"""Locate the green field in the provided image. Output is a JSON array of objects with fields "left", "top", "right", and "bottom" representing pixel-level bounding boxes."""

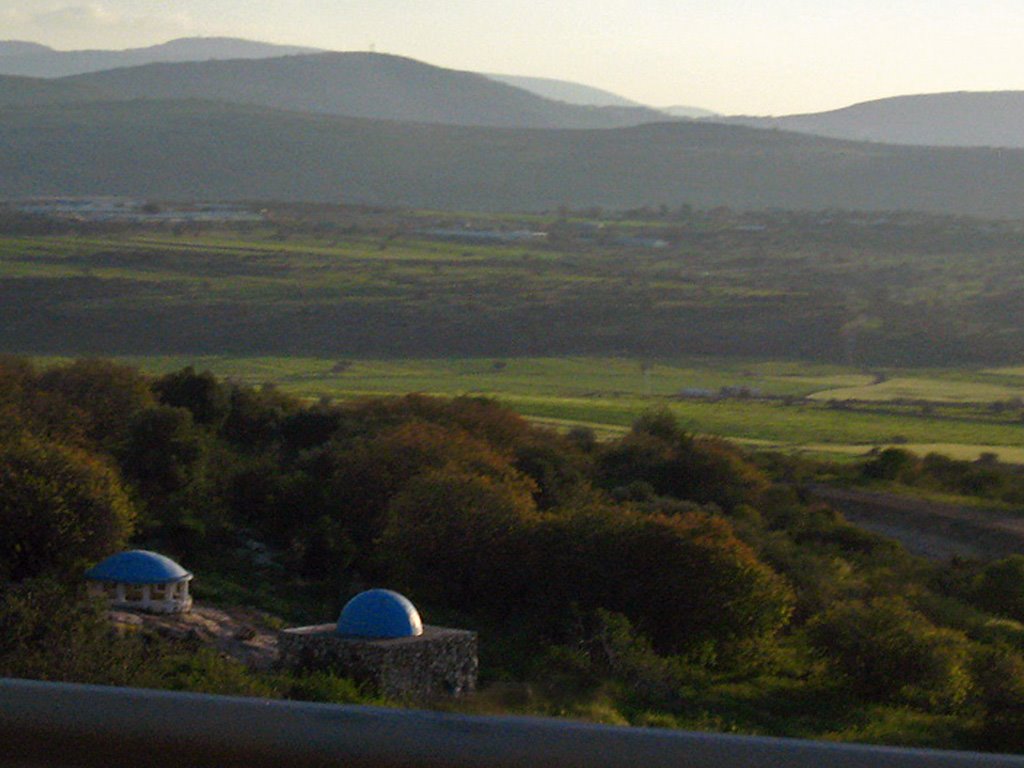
[
  {"left": 58, "top": 354, "right": 1023, "bottom": 463},
  {"left": 7, "top": 214, "right": 1024, "bottom": 463}
]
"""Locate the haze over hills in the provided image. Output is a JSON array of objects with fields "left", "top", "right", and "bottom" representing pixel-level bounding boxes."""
[
  {"left": 0, "top": 37, "right": 320, "bottom": 78},
  {"left": 484, "top": 73, "right": 646, "bottom": 108},
  {"left": 45, "top": 53, "right": 672, "bottom": 129},
  {"left": 6, "top": 98, "right": 1024, "bottom": 216},
  {"left": 6, "top": 36, "right": 1024, "bottom": 147},
  {"left": 0, "top": 37, "right": 719, "bottom": 120},
  {"left": 724, "top": 92, "right": 1024, "bottom": 148},
  {"left": 663, "top": 105, "right": 719, "bottom": 119}
]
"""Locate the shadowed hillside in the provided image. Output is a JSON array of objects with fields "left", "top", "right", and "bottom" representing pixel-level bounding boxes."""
[
  {"left": 6, "top": 99, "right": 1024, "bottom": 215},
  {"left": 0, "top": 75, "right": 106, "bottom": 106}
]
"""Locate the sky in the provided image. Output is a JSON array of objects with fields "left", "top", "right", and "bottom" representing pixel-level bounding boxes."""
[{"left": 4, "top": 0, "right": 1024, "bottom": 115}]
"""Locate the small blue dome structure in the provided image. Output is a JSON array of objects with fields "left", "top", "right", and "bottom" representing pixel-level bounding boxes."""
[
  {"left": 337, "top": 589, "right": 423, "bottom": 638},
  {"left": 86, "top": 550, "right": 191, "bottom": 584},
  {"left": 85, "top": 550, "right": 193, "bottom": 614}
]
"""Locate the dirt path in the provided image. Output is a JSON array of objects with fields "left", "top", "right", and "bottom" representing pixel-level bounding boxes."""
[
  {"left": 110, "top": 605, "right": 280, "bottom": 669},
  {"left": 808, "top": 484, "right": 1024, "bottom": 560}
]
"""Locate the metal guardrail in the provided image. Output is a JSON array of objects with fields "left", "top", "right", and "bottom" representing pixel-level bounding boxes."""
[{"left": 2, "top": 677, "right": 1023, "bottom": 768}]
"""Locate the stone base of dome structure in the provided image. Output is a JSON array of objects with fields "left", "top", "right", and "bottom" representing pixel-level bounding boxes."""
[
  {"left": 277, "top": 624, "right": 477, "bottom": 700},
  {"left": 88, "top": 580, "right": 193, "bottom": 614},
  {"left": 107, "top": 596, "right": 194, "bottom": 614}
]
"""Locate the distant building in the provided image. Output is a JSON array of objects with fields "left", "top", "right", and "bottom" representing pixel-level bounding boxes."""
[
  {"left": 418, "top": 227, "right": 547, "bottom": 244},
  {"left": 85, "top": 550, "right": 193, "bottom": 614},
  {"left": 278, "top": 589, "right": 477, "bottom": 700}
]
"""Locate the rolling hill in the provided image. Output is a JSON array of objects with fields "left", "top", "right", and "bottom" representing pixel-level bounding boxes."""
[
  {"left": 726, "top": 92, "right": 1024, "bottom": 148},
  {"left": 51, "top": 53, "right": 670, "bottom": 129},
  {"left": 6, "top": 99, "right": 1024, "bottom": 216}
]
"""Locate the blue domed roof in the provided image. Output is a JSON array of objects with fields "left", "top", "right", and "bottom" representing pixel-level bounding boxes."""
[
  {"left": 337, "top": 589, "right": 423, "bottom": 639},
  {"left": 85, "top": 550, "right": 191, "bottom": 585}
]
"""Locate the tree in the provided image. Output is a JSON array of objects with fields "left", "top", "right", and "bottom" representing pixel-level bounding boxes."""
[
  {"left": 36, "top": 359, "right": 155, "bottom": 448},
  {"left": 153, "top": 367, "right": 230, "bottom": 427},
  {"left": 0, "top": 435, "right": 135, "bottom": 582},
  {"left": 119, "top": 406, "right": 205, "bottom": 497},
  {"left": 379, "top": 467, "right": 539, "bottom": 607}
]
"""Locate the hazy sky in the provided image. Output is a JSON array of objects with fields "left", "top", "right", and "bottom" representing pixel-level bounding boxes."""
[{"left": 4, "top": 0, "right": 1024, "bottom": 114}]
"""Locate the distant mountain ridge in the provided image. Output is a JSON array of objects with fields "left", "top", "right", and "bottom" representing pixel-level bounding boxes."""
[
  {"left": 723, "top": 92, "right": 1024, "bottom": 148},
  {"left": 484, "top": 73, "right": 644, "bottom": 108},
  {"left": 36, "top": 52, "right": 673, "bottom": 129},
  {"left": 0, "top": 36, "right": 719, "bottom": 121},
  {"left": 0, "top": 37, "right": 320, "bottom": 78},
  {"left": 6, "top": 99, "right": 1024, "bottom": 216}
]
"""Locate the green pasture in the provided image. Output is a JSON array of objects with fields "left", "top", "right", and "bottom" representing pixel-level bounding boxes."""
[
  {"left": 808, "top": 376, "right": 1024, "bottom": 404},
  {"left": 58, "top": 354, "right": 1023, "bottom": 463}
]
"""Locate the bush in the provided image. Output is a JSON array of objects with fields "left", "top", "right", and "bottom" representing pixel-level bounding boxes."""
[
  {"left": 0, "top": 579, "right": 146, "bottom": 684},
  {"left": 972, "top": 555, "right": 1024, "bottom": 622},
  {"left": 599, "top": 412, "right": 768, "bottom": 512},
  {"left": 282, "top": 672, "right": 368, "bottom": 704},
  {"left": 529, "top": 503, "right": 794, "bottom": 655},
  {"left": 808, "top": 598, "right": 972, "bottom": 710},
  {"left": 969, "top": 644, "right": 1024, "bottom": 751},
  {"left": 862, "top": 448, "right": 918, "bottom": 482}
]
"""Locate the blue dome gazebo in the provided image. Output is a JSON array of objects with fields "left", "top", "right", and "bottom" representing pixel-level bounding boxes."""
[
  {"left": 336, "top": 589, "right": 423, "bottom": 638},
  {"left": 85, "top": 550, "right": 193, "bottom": 614}
]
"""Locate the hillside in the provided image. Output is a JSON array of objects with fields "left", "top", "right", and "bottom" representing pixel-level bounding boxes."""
[
  {"left": 0, "top": 37, "right": 320, "bottom": 78},
  {"left": 484, "top": 73, "right": 645, "bottom": 107},
  {"left": 727, "top": 91, "right": 1024, "bottom": 148},
  {"left": 7, "top": 99, "right": 1024, "bottom": 216},
  {"left": 52, "top": 53, "right": 669, "bottom": 129},
  {"left": 0, "top": 75, "right": 106, "bottom": 107}
]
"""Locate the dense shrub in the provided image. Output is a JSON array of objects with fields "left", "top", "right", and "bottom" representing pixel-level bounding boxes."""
[
  {"left": 530, "top": 503, "right": 793, "bottom": 655},
  {"left": 862, "top": 448, "right": 918, "bottom": 482},
  {"left": 972, "top": 556, "right": 1024, "bottom": 622},
  {"left": 0, "top": 579, "right": 146, "bottom": 684},
  {"left": 970, "top": 644, "right": 1024, "bottom": 750},
  {"left": 808, "top": 597, "right": 972, "bottom": 710},
  {"left": 599, "top": 411, "right": 768, "bottom": 512}
]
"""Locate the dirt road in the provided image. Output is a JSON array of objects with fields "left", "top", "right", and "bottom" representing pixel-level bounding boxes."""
[{"left": 809, "top": 484, "right": 1024, "bottom": 560}]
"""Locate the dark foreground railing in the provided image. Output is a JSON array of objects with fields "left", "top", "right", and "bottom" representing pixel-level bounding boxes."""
[{"left": 2, "top": 677, "right": 1023, "bottom": 768}]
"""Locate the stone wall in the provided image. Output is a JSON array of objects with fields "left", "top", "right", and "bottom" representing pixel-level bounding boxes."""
[{"left": 277, "top": 624, "right": 477, "bottom": 700}]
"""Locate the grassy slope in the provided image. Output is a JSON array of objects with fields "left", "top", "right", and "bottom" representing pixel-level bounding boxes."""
[
  {"left": 6, "top": 99, "right": 1024, "bottom": 215},
  {"left": 2, "top": 226, "right": 1022, "bottom": 364}
]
